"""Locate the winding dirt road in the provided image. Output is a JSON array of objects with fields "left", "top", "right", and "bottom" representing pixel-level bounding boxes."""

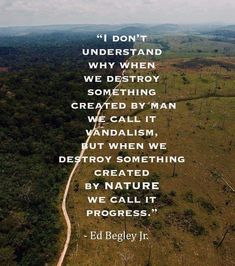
[{"left": 56, "top": 67, "right": 126, "bottom": 266}]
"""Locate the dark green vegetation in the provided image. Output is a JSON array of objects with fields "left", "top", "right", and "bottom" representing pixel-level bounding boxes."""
[
  {"left": 0, "top": 32, "right": 131, "bottom": 265},
  {"left": 174, "top": 58, "right": 235, "bottom": 70}
]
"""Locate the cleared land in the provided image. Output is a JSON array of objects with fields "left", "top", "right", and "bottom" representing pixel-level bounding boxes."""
[{"left": 65, "top": 37, "right": 235, "bottom": 266}]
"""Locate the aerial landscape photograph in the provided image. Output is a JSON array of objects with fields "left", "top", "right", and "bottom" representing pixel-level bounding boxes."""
[{"left": 0, "top": 1, "right": 234, "bottom": 265}]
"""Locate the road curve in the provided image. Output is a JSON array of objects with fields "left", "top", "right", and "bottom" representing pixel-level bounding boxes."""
[{"left": 56, "top": 67, "right": 127, "bottom": 266}]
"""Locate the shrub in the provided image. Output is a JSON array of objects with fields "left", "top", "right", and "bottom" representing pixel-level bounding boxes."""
[
  {"left": 118, "top": 150, "right": 129, "bottom": 158},
  {"left": 169, "top": 190, "right": 176, "bottom": 197},
  {"left": 151, "top": 220, "right": 162, "bottom": 230},
  {"left": 198, "top": 198, "right": 215, "bottom": 214},
  {"left": 189, "top": 222, "right": 206, "bottom": 236},
  {"left": 183, "top": 209, "right": 195, "bottom": 217},
  {"left": 184, "top": 191, "right": 194, "bottom": 203}
]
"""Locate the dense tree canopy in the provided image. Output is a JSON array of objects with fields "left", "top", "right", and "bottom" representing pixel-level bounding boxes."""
[{"left": 0, "top": 32, "right": 131, "bottom": 265}]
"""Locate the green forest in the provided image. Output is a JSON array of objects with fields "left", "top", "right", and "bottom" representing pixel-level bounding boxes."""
[{"left": 0, "top": 32, "right": 130, "bottom": 265}]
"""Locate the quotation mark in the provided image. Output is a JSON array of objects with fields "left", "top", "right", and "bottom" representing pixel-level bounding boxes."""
[
  {"left": 97, "top": 34, "right": 107, "bottom": 42},
  {"left": 148, "top": 209, "right": 158, "bottom": 216}
]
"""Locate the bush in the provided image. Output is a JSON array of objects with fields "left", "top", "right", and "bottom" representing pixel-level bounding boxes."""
[
  {"left": 169, "top": 190, "right": 176, "bottom": 197},
  {"left": 151, "top": 220, "right": 162, "bottom": 230},
  {"left": 118, "top": 150, "right": 129, "bottom": 158},
  {"left": 189, "top": 222, "right": 206, "bottom": 236},
  {"left": 198, "top": 198, "right": 215, "bottom": 214},
  {"left": 183, "top": 209, "right": 195, "bottom": 217},
  {"left": 184, "top": 191, "right": 194, "bottom": 203}
]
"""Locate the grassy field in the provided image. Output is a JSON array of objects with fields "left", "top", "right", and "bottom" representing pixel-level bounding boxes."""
[{"left": 64, "top": 36, "right": 235, "bottom": 266}]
